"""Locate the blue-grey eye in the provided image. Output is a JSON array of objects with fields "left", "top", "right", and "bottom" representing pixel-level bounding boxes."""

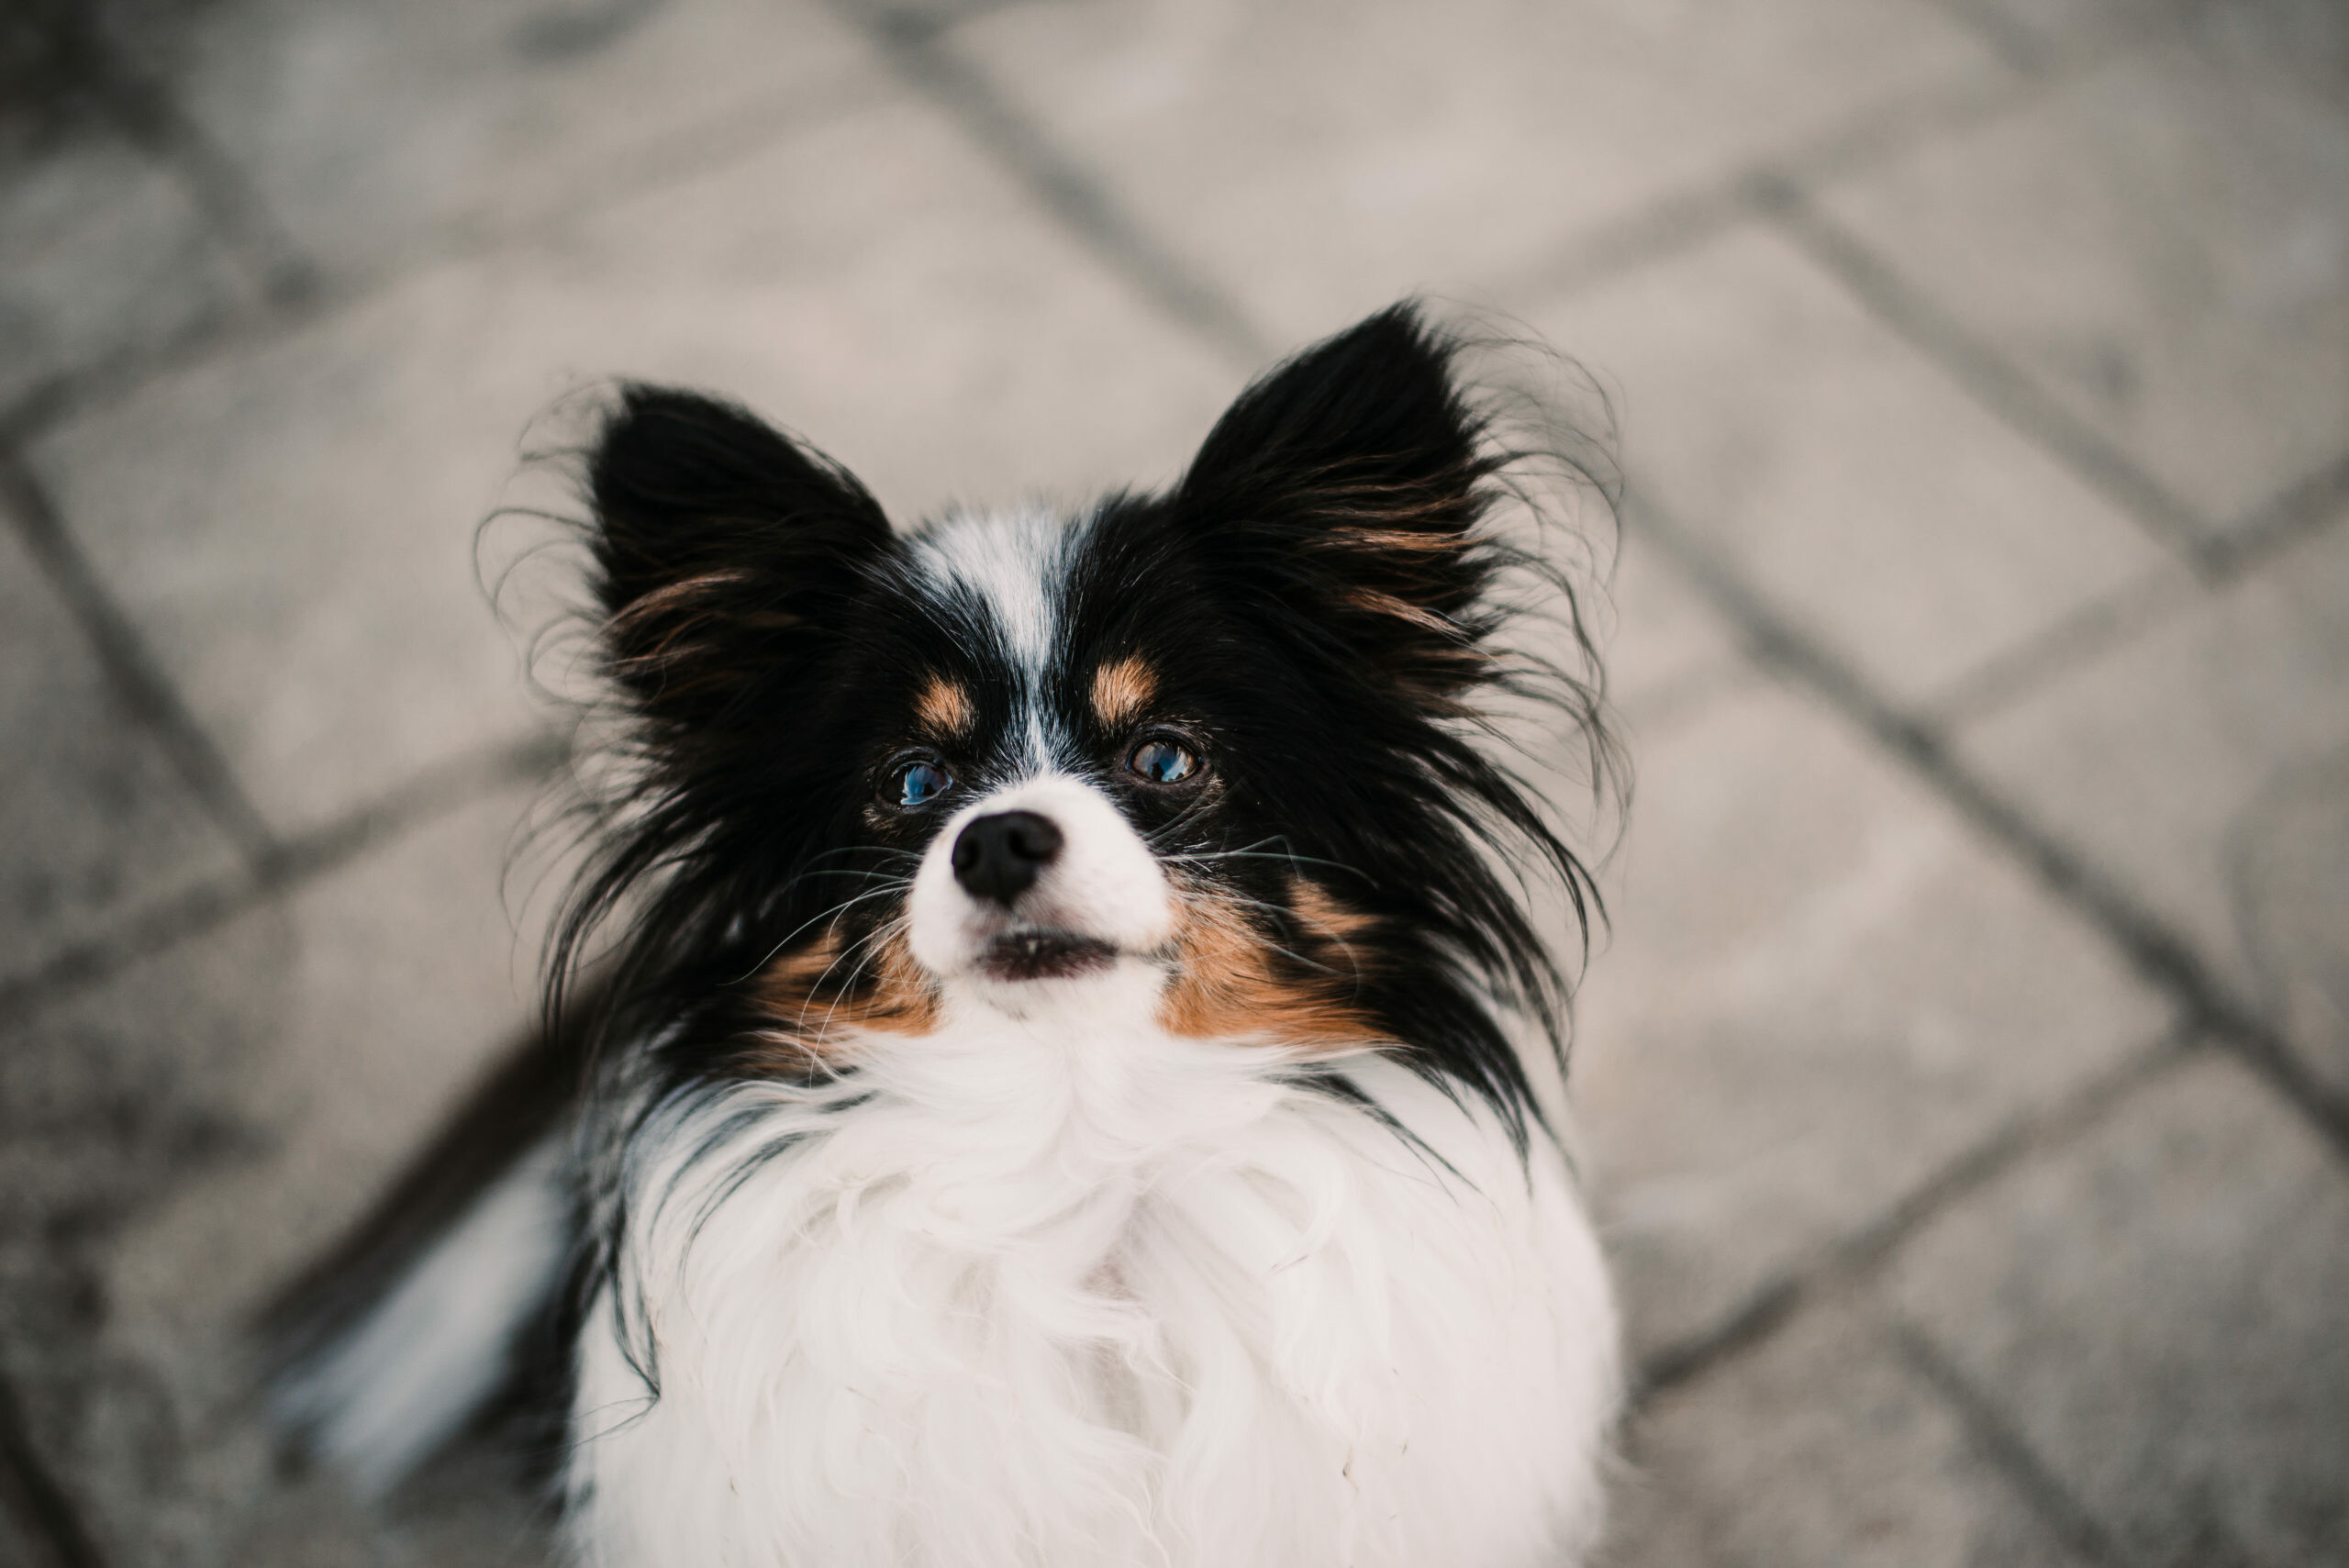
[
  {"left": 896, "top": 760, "right": 952, "bottom": 807},
  {"left": 1128, "top": 736, "right": 1200, "bottom": 785}
]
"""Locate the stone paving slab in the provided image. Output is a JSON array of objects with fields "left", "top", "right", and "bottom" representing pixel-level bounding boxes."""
[
  {"left": 1525, "top": 224, "right": 2170, "bottom": 706},
  {"left": 947, "top": 0, "right": 2005, "bottom": 343},
  {"left": 4, "top": 0, "right": 2348, "bottom": 1561},
  {"left": 1891, "top": 1050, "right": 2349, "bottom": 1564},
  {"left": 169, "top": 0, "right": 887, "bottom": 282},
  {"left": 0, "top": 783, "right": 551, "bottom": 1566},
  {"left": 0, "top": 507, "right": 240, "bottom": 988},
  {"left": 1601, "top": 533, "right": 1744, "bottom": 731},
  {"left": 107, "top": 784, "right": 553, "bottom": 1340},
  {"left": 0, "top": 882, "right": 292, "bottom": 1568},
  {"left": 1572, "top": 675, "right": 2173, "bottom": 1362},
  {"left": 0, "top": 126, "right": 253, "bottom": 415},
  {"left": 1605, "top": 1301, "right": 2087, "bottom": 1568},
  {"left": 1959, "top": 0, "right": 2349, "bottom": 88},
  {"left": 28, "top": 90, "right": 1237, "bottom": 837},
  {"left": 1959, "top": 517, "right": 2349, "bottom": 1093},
  {"left": 1818, "top": 36, "right": 2349, "bottom": 533}
]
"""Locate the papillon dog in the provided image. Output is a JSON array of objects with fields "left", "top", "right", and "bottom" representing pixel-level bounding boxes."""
[{"left": 268, "top": 304, "right": 1623, "bottom": 1567}]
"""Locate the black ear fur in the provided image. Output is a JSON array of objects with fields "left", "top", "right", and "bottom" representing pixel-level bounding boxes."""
[
  {"left": 588, "top": 385, "right": 893, "bottom": 728},
  {"left": 1172, "top": 304, "right": 1505, "bottom": 699}
]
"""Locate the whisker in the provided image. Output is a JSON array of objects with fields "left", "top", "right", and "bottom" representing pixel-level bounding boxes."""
[
  {"left": 802, "top": 917, "right": 906, "bottom": 1039},
  {"left": 1174, "top": 883, "right": 1359, "bottom": 981},
  {"left": 724, "top": 880, "right": 914, "bottom": 984}
]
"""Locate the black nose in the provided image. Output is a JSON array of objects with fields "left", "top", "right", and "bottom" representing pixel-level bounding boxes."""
[{"left": 951, "top": 810, "right": 1063, "bottom": 906}]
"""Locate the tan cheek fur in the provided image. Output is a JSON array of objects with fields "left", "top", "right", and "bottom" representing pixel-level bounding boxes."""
[
  {"left": 1154, "top": 875, "right": 1386, "bottom": 1052},
  {"left": 750, "top": 926, "right": 940, "bottom": 1067}
]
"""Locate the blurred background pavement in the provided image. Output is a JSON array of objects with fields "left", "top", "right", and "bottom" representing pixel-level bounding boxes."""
[{"left": 2, "top": 0, "right": 2346, "bottom": 1562}]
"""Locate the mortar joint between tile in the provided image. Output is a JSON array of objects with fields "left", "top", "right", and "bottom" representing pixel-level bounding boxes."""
[
  {"left": 1891, "top": 1324, "right": 2136, "bottom": 1568},
  {"left": 2199, "top": 445, "right": 2349, "bottom": 583},
  {"left": 826, "top": 0, "right": 1274, "bottom": 369},
  {"left": 0, "top": 452, "right": 283, "bottom": 869},
  {"left": 1633, "top": 1030, "right": 2198, "bottom": 1407},
  {"left": 62, "top": 6, "right": 318, "bottom": 306},
  {"left": 0, "top": 731, "right": 569, "bottom": 1027},
  {"left": 1629, "top": 498, "right": 2349, "bottom": 1168},
  {"left": 1752, "top": 181, "right": 2213, "bottom": 562}
]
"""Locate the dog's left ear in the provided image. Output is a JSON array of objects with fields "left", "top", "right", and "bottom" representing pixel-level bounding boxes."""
[{"left": 1173, "top": 303, "right": 1501, "bottom": 699}]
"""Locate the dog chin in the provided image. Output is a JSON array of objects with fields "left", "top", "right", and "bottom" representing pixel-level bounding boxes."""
[{"left": 971, "top": 927, "right": 1121, "bottom": 983}]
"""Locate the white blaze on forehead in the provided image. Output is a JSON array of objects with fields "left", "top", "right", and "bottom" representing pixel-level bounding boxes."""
[{"left": 913, "top": 506, "right": 1074, "bottom": 680}]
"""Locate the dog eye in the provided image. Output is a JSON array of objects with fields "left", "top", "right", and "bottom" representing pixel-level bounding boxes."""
[
  {"left": 893, "top": 759, "right": 953, "bottom": 807},
  {"left": 1127, "top": 736, "right": 1200, "bottom": 786}
]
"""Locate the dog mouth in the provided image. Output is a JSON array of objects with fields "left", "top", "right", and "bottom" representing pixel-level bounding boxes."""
[{"left": 974, "top": 928, "right": 1119, "bottom": 982}]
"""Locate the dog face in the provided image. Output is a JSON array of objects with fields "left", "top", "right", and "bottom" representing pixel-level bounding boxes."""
[{"left": 567, "top": 306, "right": 1603, "bottom": 1123}]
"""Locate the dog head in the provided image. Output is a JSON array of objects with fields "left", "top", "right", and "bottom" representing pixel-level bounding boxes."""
[{"left": 561, "top": 305, "right": 1609, "bottom": 1126}]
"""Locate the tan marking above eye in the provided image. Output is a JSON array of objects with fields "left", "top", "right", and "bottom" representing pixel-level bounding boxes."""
[
  {"left": 1091, "top": 654, "right": 1158, "bottom": 728},
  {"left": 913, "top": 674, "right": 974, "bottom": 737}
]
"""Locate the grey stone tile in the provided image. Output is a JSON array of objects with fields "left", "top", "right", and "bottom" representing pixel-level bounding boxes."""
[
  {"left": 1605, "top": 1303, "right": 2088, "bottom": 1568},
  {"left": 1937, "top": 0, "right": 2163, "bottom": 62},
  {"left": 108, "top": 787, "right": 555, "bottom": 1339},
  {"left": 947, "top": 0, "right": 2005, "bottom": 343},
  {"left": 1954, "top": 0, "right": 2349, "bottom": 92},
  {"left": 1818, "top": 40, "right": 2349, "bottom": 532},
  {"left": 1958, "top": 518, "right": 2349, "bottom": 1092},
  {"left": 1891, "top": 1051, "right": 2349, "bottom": 1565},
  {"left": 1601, "top": 533, "right": 1743, "bottom": 734},
  {"left": 2196, "top": 0, "right": 2349, "bottom": 98},
  {"left": 0, "top": 128, "right": 252, "bottom": 413},
  {"left": 0, "top": 507, "right": 241, "bottom": 985},
  {"left": 0, "top": 890, "right": 291, "bottom": 1568},
  {"left": 1, "top": 784, "right": 551, "bottom": 1565},
  {"left": 1572, "top": 679, "right": 2173, "bottom": 1362},
  {"left": 171, "top": 0, "right": 887, "bottom": 279},
  {"left": 1525, "top": 226, "right": 2168, "bottom": 706},
  {"left": 28, "top": 92, "right": 1238, "bottom": 834}
]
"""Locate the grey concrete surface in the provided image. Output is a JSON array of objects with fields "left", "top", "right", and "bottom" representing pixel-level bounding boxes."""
[
  {"left": 1574, "top": 679, "right": 2173, "bottom": 1363},
  {"left": 1, "top": 0, "right": 2343, "bottom": 1563},
  {"left": 1606, "top": 1302, "right": 2094, "bottom": 1568},
  {"left": 0, "top": 515, "right": 240, "bottom": 985},
  {"left": 1962, "top": 519, "right": 2349, "bottom": 1093},
  {"left": 170, "top": 0, "right": 887, "bottom": 280},
  {"left": 1525, "top": 225, "right": 2171, "bottom": 704},
  {"left": 0, "top": 127, "right": 254, "bottom": 414},
  {"left": 1893, "top": 1050, "right": 2349, "bottom": 1564},
  {"left": 1818, "top": 35, "right": 2349, "bottom": 534},
  {"left": 952, "top": 0, "right": 2004, "bottom": 343}
]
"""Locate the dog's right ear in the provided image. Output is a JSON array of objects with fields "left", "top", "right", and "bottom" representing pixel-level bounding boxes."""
[{"left": 587, "top": 385, "right": 894, "bottom": 729}]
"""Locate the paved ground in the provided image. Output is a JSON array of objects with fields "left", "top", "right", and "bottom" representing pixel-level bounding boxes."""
[{"left": 3, "top": 0, "right": 2346, "bottom": 1563}]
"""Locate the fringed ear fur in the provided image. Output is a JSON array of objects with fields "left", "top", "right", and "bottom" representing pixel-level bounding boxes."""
[
  {"left": 1171, "top": 304, "right": 1511, "bottom": 703},
  {"left": 588, "top": 385, "right": 894, "bottom": 730}
]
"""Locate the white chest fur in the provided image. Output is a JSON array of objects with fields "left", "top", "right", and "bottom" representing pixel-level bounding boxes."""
[{"left": 568, "top": 1015, "right": 1618, "bottom": 1568}]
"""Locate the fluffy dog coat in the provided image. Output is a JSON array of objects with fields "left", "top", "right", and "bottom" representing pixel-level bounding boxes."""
[{"left": 271, "top": 305, "right": 1622, "bottom": 1567}]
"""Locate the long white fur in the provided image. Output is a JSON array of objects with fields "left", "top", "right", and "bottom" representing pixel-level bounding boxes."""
[
  {"left": 567, "top": 766, "right": 1619, "bottom": 1567},
  {"left": 295, "top": 506, "right": 1620, "bottom": 1562},
  {"left": 911, "top": 506, "right": 1072, "bottom": 678},
  {"left": 571, "top": 1027, "right": 1615, "bottom": 1568},
  {"left": 276, "top": 1140, "right": 571, "bottom": 1496}
]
